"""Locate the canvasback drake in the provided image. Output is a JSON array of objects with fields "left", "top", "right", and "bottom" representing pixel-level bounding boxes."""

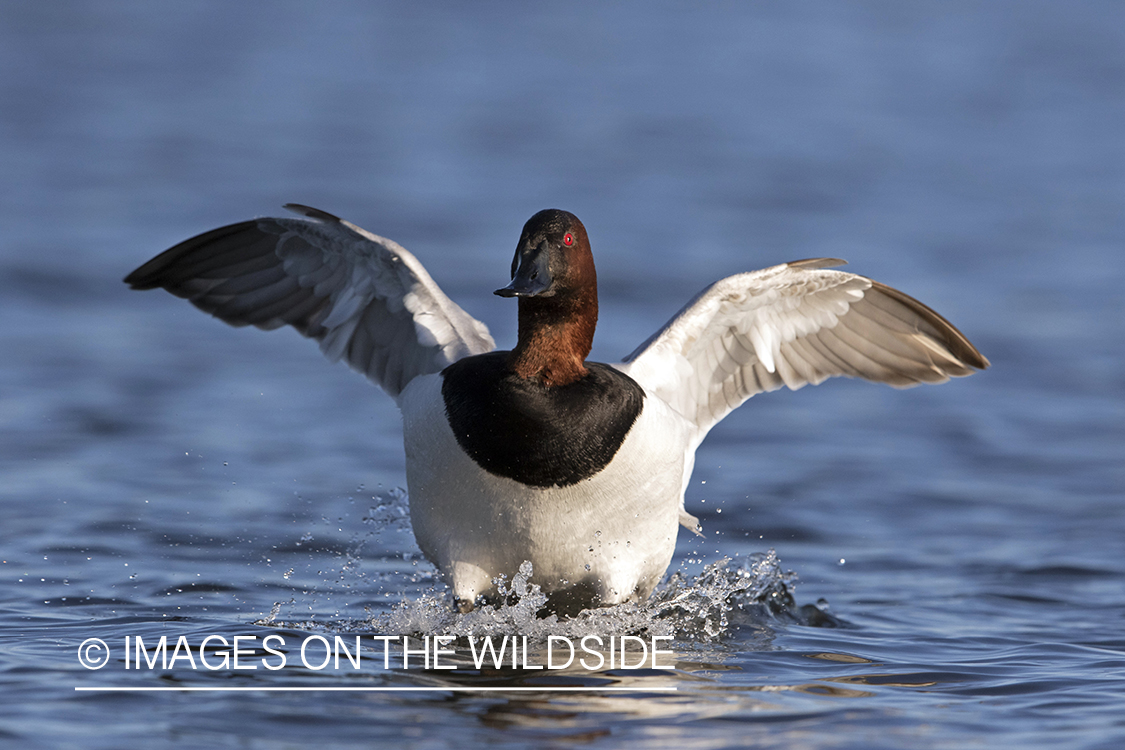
[{"left": 126, "top": 205, "right": 989, "bottom": 614}]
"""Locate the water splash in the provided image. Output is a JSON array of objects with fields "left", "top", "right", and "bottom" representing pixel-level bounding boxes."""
[
  {"left": 373, "top": 550, "right": 802, "bottom": 643},
  {"left": 652, "top": 550, "right": 798, "bottom": 639},
  {"left": 360, "top": 486, "right": 412, "bottom": 535}
]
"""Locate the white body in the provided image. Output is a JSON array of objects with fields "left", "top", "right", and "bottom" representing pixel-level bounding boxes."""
[{"left": 401, "top": 372, "right": 695, "bottom": 606}]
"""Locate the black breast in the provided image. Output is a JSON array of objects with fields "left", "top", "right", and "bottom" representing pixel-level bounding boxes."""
[{"left": 441, "top": 351, "right": 645, "bottom": 488}]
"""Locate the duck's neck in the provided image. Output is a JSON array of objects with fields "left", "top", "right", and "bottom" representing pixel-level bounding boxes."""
[{"left": 508, "top": 293, "right": 597, "bottom": 387}]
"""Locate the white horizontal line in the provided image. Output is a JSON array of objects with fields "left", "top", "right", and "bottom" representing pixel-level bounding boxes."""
[{"left": 75, "top": 686, "right": 677, "bottom": 692}]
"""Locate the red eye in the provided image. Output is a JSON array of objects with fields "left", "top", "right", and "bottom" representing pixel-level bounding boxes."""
[{"left": 563, "top": 232, "right": 574, "bottom": 246}]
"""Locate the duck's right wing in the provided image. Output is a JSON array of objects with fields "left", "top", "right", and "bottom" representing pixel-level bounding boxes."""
[
  {"left": 125, "top": 204, "right": 495, "bottom": 401},
  {"left": 618, "top": 258, "right": 988, "bottom": 442}
]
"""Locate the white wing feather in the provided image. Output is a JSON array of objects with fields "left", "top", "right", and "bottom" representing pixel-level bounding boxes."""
[{"left": 618, "top": 258, "right": 988, "bottom": 442}]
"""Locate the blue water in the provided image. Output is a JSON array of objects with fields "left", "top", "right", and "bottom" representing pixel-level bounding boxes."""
[{"left": 3, "top": 2, "right": 1124, "bottom": 748}]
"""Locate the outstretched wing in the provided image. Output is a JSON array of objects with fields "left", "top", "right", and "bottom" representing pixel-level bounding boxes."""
[
  {"left": 618, "top": 258, "right": 988, "bottom": 440},
  {"left": 125, "top": 204, "right": 495, "bottom": 400}
]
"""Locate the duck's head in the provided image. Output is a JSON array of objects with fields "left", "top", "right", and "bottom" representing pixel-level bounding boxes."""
[
  {"left": 495, "top": 210, "right": 598, "bottom": 386},
  {"left": 495, "top": 209, "right": 594, "bottom": 300}
]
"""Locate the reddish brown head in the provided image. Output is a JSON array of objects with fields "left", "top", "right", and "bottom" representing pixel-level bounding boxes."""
[{"left": 495, "top": 210, "right": 598, "bottom": 386}]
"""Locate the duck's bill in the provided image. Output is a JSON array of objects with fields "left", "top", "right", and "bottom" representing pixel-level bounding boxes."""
[{"left": 495, "top": 243, "right": 554, "bottom": 297}]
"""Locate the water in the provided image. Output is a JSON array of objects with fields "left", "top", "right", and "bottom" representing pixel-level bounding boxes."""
[{"left": 2, "top": 2, "right": 1124, "bottom": 748}]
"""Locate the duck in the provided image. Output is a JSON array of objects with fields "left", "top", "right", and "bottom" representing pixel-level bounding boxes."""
[{"left": 125, "top": 204, "right": 989, "bottom": 614}]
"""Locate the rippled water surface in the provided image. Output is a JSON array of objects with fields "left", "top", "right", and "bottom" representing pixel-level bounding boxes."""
[{"left": 3, "top": 3, "right": 1124, "bottom": 748}]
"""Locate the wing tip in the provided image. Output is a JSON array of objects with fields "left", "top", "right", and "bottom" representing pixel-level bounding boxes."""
[
  {"left": 123, "top": 250, "right": 180, "bottom": 290},
  {"left": 123, "top": 267, "right": 154, "bottom": 290},
  {"left": 787, "top": 260, "right": 988, "bottom": 372},
  {"left": 868, "top": 280, "right": 990, "bottom": 373},
  {"left": 125, "top": 220, "right": 269, "bottom": 292}
]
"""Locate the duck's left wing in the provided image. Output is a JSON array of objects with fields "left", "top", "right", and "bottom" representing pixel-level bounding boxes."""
[
  {"left": 618, "top": 259, "right": 989, "bottom": 440},
  {"left": 125, "top": 204, "right": 495, "bottom": 401}
]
